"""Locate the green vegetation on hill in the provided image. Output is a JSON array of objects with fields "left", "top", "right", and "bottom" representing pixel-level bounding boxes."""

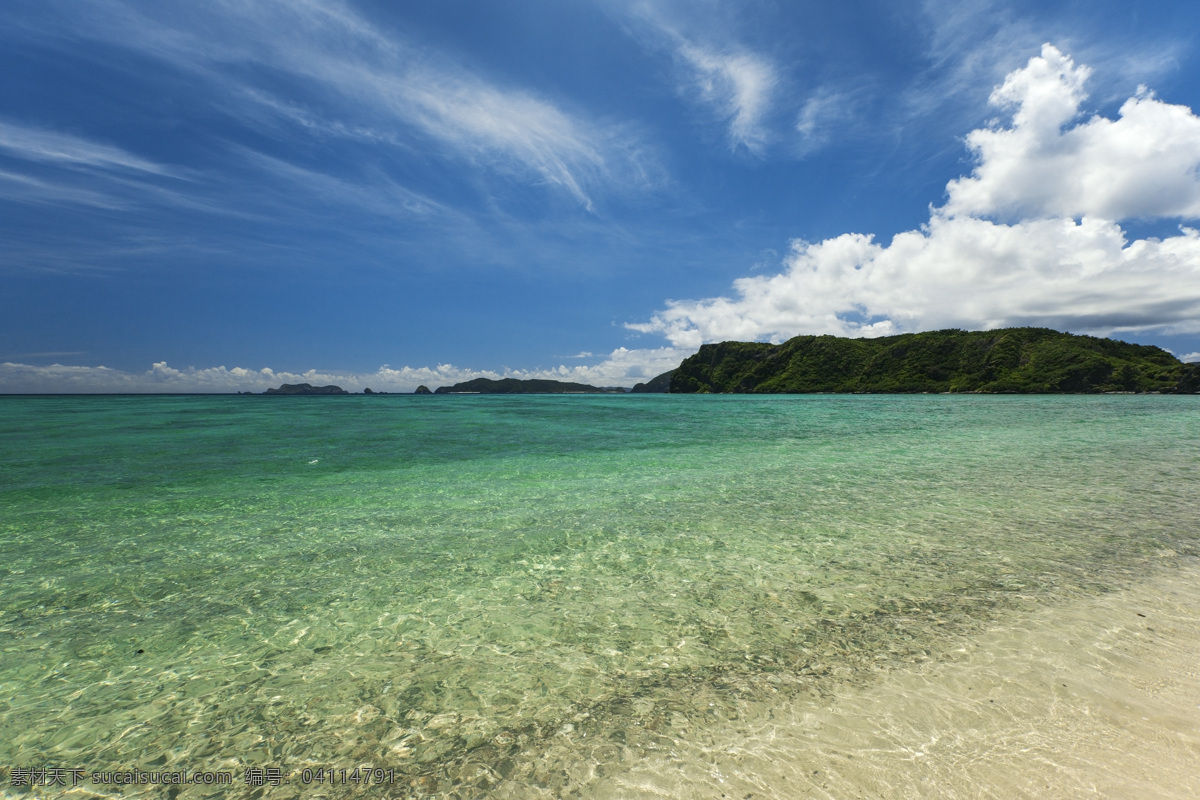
[
  {"left": 670, "top": 328, "right": 1198, "bottom": 394},
  {"left": 630, "top": 370, "right": 674, "bottom": 393},
  {"left": 434, "top": 378, "right": 626, "bottom": 394},
  {"left": 264, "top": 383, "right": 348, "bottom": 395}
]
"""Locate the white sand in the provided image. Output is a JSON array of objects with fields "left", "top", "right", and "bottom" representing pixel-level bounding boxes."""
[{"left": 593, "top": 559, "right": 1200, "bottom": 799}]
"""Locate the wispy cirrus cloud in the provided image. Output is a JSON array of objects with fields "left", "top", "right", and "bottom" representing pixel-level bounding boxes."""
[
  {"left": 233, "top": 148, "right": 447, "bottom": 221},
  {"left": 674, "top": 42, "right": 776, "bottom": 153},
  {"left": 0, "top": 0, "right": 668, "bottom": 278},
  {"left": 0, "top": 118, "right": 270, "bottom": 224},
  {"left": 0, "top": 119, "right": 189, "bottom": 212},
  {"left": 612, "top": 0, "right": 778, "bottom": 154},
  {"left": 43, "top": 0, "right": 658, "bottom": 210},
  {"left": 0, "top": 168, "right": 129, "bottom": 210},
  {"left": 0, "top": 119, "right": 177, "bottom": 176},
  {"left": 793, "top": 89, "right": 862, "bottom": 157}
]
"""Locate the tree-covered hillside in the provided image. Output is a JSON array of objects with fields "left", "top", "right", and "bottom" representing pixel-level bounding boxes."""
[
  {"left": 669, "top": 328, "right": 1198, "bottom": 394},
  {"left": 433, "top": 378, "right": 625, "bottom": 394}
]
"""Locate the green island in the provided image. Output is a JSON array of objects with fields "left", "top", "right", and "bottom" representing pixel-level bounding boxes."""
[
  {"left": 661, "top": 327, "right": 1200, "bottom": 394},
  {"left": 263, "top": 382, "right": 349, "bottom": 395},
  {"left": 433, "top": 377, "right": 628, "bottom": 394}
]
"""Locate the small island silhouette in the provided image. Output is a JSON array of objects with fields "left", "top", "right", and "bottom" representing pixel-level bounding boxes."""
[{"left": 264, "top": 383, "right": 349, "bottom": 395}]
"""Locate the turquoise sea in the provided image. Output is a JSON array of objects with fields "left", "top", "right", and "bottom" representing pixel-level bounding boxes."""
[{"left": 1, "top": 395, "right": 1198, "bottom": 798}]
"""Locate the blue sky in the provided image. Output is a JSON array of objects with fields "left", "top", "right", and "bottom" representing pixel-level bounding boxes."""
[{"left": 3, "top": 0, "right": 1200, "bottom": 391}]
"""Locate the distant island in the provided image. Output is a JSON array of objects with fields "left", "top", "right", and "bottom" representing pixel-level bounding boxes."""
[
  {"left": 630, "top": 370, "right": 674, "bottom": 393},
  {"left": 248, "top": 329, "right": 1199, "bottom": 396},
  {"left": 660, "top": 328, "right": 1199, "bottom": 394},
  {"left": 264, "top": 383, "right": 349, "bottom": 395},
  {"left": 434, "top": 378, "right": 627, "bottom": 394}
]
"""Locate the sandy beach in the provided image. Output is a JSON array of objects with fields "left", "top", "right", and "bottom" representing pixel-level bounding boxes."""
[{"left": 590, "top": 558, "right": 1200, "bottom": 799}]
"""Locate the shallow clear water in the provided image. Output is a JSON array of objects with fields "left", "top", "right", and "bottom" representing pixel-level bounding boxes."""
[{"left": 0, "top": 394, "right": 1197, "bottom": 798}]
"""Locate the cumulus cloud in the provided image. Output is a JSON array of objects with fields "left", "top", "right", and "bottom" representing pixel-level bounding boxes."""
[
  {"left": 945, "top": 45, "right": 1200, "bottom": 221},
  {"left": 631, "top": 45, "right": 1200, "bottom": 346},
  {"left": 0, "top": 348, "right": 690, "bottom": 394},
  {"left": 631, "top": 217, "right": 1200, "bottom": 347}
]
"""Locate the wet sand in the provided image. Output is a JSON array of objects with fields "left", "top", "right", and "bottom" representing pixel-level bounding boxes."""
[{"left": 592, "top": 558, "right": 1200, "bottom": 799}]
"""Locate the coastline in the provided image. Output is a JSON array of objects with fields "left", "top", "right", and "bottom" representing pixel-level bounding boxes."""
[
  {"left": 584, "top": 558, "right": 1200, "bottom": 799},
  {"left": 2, "top": 395, "right": 1197, "bottom": 799}
]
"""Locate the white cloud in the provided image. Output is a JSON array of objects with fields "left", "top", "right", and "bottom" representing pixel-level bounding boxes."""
[
  {"left": 0, "top": 360, "right": 488, "bottom": 394},
  {"left": 945, "top": 45, "right": 1200, "bottom": 221},
  {"left": 0, "top": 348, "right": 689, "bottom": 394},
  {"left": 1181, "top": 352, "right": 1200, "bottom": 363},
  {"left": 632, "top": 217, "right": 1200, "bottom": 346},
  {"left": 676, "top": 43, "right": 776, "bottom": 153},
  {"left": 631, "top": 45, "right": 1200, "bottom": 347},
  {"left": 542, "top": 347, "right": 692, "bottom": 385}
]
